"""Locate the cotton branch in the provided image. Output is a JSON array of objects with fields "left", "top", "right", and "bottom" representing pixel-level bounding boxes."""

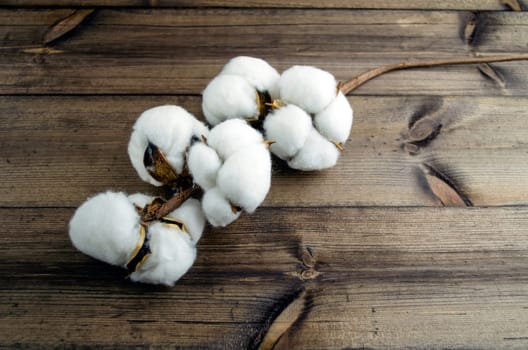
[
  {"left": 141, "top": 185, "right": 199, "bottom": 223},
  {"left": 340, "top": 54, "right": 528, "bottom": 94}
]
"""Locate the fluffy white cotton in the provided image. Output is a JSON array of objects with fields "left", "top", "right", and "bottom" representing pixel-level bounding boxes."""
[
  {"left": 207, "top": 119, "right": 263, "bottom": 160},
  {"left": 129, "top": 198, "right": 205, "bottom": 286},
  {"left": 279, "top": 65, "right": 337, "bottom": 114},
  {"left": 69, "top": 191, "right": 142, "bottom": 266},
  {"left": 217, "top": 143, "right": 271, "bottom": 213},
  {"left": 165, "top": 198, "right": 205, "bottom": 243},
  {"left": 70, "top": 191, "right": 206, "bottom": 286},
  {"left": 263, "top": 104, "right": 312, "bottom": 159},
  {"left": 314, "top": 92, "right": 353, "bottom": 144},
  {"left": 220, "top": 56, "right": 280, "bottom": 96},
  {"left": 202, "top": 187, "right": 241, "bottom": 227},
  {"left": 187, "top": 142, "right": 222, "bottom": 190},
  {"left": 127, "top": 193, "right": 154, "bottom": 209},
  {"left": 288, "top": 128, "right": 340, "bottom": 171},
  {"left": 202, "top": 74, "right": 259, "bottom": 126},
  {"left": 128, "top": 105, "right": 209, "bottom": 186},
  {"left": 129, "top": 221, "right": 196, "bottom": 286}
]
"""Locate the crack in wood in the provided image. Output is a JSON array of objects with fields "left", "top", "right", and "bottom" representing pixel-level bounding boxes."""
[
  {"left": 250, "top": 288, "right": 310, "bottom": 350},
  {"left": 421, "top": 163, "right": 473, "bottom": 207}
]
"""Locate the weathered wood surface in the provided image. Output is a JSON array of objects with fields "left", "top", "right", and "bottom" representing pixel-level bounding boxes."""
[
  {"left": 1, "top": 9, "right": 528, "bottom": 95},
  {"left": 1, "top": 3, "right": 528, "bottom": 350},
  {"left": 2, "top": 207, "right": 528, "bottom": 348},
  {"left": 1, "top": 95, "right": 528, "bottom": 207},
  {"left": 2, "top": 0, "right": 526, "bottom": 11}
]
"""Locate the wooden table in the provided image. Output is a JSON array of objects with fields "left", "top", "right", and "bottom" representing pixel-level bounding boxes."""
[{"left": 1, "top": 1, "right": 528, "bottom": 349}]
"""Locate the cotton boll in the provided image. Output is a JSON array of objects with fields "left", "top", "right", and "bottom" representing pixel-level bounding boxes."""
[
  {"left": 314, "top": 92, "right": 353, "bottom": 144},
  {"left": 221, "top": 56, "right": 280, "bottom": 95},
  {"left": 263, "top": 104, "right": 312, "bottom": 159},
  {"left": 207, "top": 119, "right": 263, "bottom": 160},
  {"left": 287, "top": 128, "right": 340, "bottom": 171},
  {"left": 202, "top": 187, "right": 241, "bottom": 227},
  {"left": 279, "top": 65, "right": 337, "bottom": 114},
  {"left": 129, "top": 222, "right": 196, "bottom": 286},
  {"left": 187, "top": 142, "right": 222, "bottom": 190},
  {"left": 69, "top": 191, "right": 142, "bottom": 266},
  {"left": 165, "top": 198, "right": 205, "bottom": 244},
  {"left": 217, "top": 143, "right": 271, "bottom": 213},
  {"left": 202, "top": 74, "right": 259, "bottom": 126},
  {"left": 128, "top": 105, "right": 208, "bottom": 186}
]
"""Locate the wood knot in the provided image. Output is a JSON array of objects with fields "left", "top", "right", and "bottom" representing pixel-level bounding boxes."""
[
  {"left": 463, "top": 12, "right": 478, "bottom": 45},
  {"left": 298, "top": 247, "right": 319, "bottom": 280},
  {"left": 300, "top": 268, "right": 320, "bottom": 281},
  {"left": 300, "top": 246, "right": 315, "bottom": 268},
  {"left": 43, "top": 9, "right": 95, "bottom": 45},
  {"left": 251, "top": 289, "right": 309, "bottom": 350},
  {"left": 501, "top": 0, "right": 523, "bottom": 11},
  {"left": 408, "top": 118, "right": 442, "bottom": 143},
  {"left": 420, "top": 163, "right": 472, "bottom": 207},
  {"left": 477, "top": 63, "right": 506, "bottom": 88}
]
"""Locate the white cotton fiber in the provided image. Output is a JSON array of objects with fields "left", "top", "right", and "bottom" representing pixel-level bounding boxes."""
[
  {"left": 263, "top": 104, "right": 312, "bottom": 159},
  {"left": 314, "top": 92, "right": 353, "bottom": 144},
  {"left": 129, "top": 198, "right": 205, "bottom": 286},
  {"left": 69, "top": 191, "right": 142, "bottom": 266},
  {"left": 207, "top": 119, "right": 263, "bottom": 160},
  {"left": 128, "top": 105, "right": 209, "bottom": 186},
  {"left": 70, "top": 191, "right": 207, "bottom": 286},
  {"left": 187, "top": 142, "right": 222, "bottom": 190},
  {"left": 220, "top": 56, "right": 280, "bottom": 95},
  {"left": 202, "top": 187, "right": 241, "bottom": 227},
  {"left": 129, "top": 221, "right": 196, "bottom": 286},
  {"left": 217, "top": 143, "right": 271, "bottom": 213},
  {"left": 287, "top": 128, "right": 340, "bottom": 171},
  {"left": 165, "top": 198, "right": 205, "bottom": 243},
  {"left": 202, "top": 74, "right": 259, "bottom": 126},
  {"left": 279, "top": 65, "right": 337, "bottom": 114},
  {"left": 127, "top": 193, "right": 154, "bottom": 209}
]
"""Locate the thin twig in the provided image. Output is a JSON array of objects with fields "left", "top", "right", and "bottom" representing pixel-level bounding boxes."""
[{"left": 340, "top": 54, "right": 528, "bottom": 95}]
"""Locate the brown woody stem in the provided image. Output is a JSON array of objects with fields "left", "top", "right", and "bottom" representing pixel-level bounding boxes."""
[
  {"left": 340, "top": 54, "right": 528, "bottom": 95},
  {"left": 140, "top": 185, "right": 198, "bottom": 223},
  {"left": 156, "top": 186, "right": 197, "bottom": 220}
]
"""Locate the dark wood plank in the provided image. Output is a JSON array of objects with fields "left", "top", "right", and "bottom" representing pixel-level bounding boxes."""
[
  {"left": 1, "top": 9, "right": 528, "bottom": 95},
  {"left": 1, "top": 206, "right": 527, "bottom": 348},
  {"left": 1, "top": 0, "right": 524, "bottom": 11},
  {"left": 1, "top": 95, "right": 527, "bottom": 208}
]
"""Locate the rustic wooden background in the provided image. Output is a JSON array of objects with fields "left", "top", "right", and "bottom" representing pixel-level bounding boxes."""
[{"left": 1, "top": 1, "right": 528, "bottom": 349}]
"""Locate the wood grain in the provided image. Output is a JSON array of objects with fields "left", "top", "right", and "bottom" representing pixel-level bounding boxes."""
[
  {"left": 1, "top": 9, "right": 528, "bottom": 95},
  {"left": 2, "top": 5, "right": 528, "bottom": 349},
  {"left": 1, "top": 0, "right": 525, "bottom": 10},
  {"left": 1, "top": 95, "right": 527, "bottom": 208},
  {"left": 1, "top": 206, "right": 527, "bottom": 348}
]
